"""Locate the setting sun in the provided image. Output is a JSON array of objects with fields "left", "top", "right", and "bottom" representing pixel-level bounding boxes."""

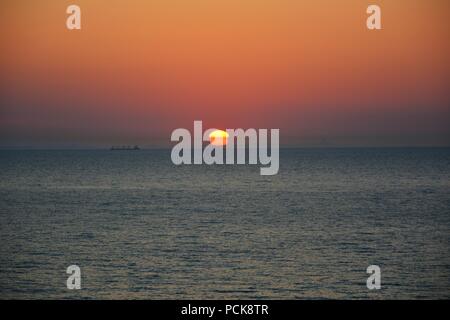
[{"left": 209, "top": 130, "right": 229, "bottom": 146}]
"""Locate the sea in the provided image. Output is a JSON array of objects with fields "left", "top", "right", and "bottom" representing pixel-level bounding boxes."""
[{"left": 0, "top": 148, "right": 449, "bottom": 299}]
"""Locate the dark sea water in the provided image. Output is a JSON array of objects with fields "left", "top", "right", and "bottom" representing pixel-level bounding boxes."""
[{"left": 0, "top": 148, "right": 449, "bottom": 299}]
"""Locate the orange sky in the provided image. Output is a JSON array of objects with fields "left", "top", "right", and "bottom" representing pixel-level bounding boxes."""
[{"left": 0, "top": 0, "right": 449, "bottom": 147}]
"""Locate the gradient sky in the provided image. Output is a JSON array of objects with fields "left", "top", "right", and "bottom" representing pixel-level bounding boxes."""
[{"left": 1, "top": 0, "right": 449, "bottom": 147}]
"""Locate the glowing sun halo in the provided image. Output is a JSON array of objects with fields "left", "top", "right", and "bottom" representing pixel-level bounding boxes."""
[{"left": 209, "top": 130, "right": 229, "bottom": 146}]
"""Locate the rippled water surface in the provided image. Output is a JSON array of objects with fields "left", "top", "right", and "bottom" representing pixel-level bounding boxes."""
[{"left": 0, "top": 148, "right": 449, "bottom": 299}]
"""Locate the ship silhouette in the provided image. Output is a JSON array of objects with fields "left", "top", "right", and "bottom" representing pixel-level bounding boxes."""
[{"left": 110, "top": 145, "right": 140, "bottom": 150}]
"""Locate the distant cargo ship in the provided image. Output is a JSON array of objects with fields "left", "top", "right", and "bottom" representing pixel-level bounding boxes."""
[{"left": 110, "top": 145, "right": 140, "bottom": 150}]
